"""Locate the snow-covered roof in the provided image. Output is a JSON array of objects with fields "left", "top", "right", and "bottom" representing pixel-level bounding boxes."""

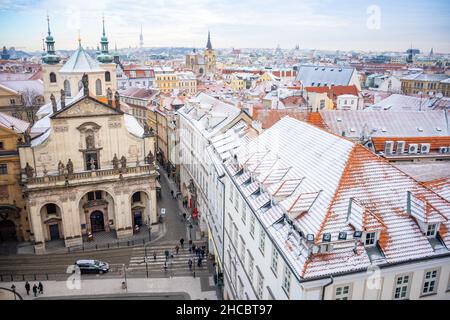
[
  {"left": 0, "top": 111, "right": 29, "bottom": 133},
  {"left": 0, "top": 80, "right": 44, "bottom": 95},
  {"left": 296, "top": 65, "right": 355, "bottom": 87},
  {"left": 369, "top": 94, "right": 434, "bottom": 111},
  {"left": 59, "top": 45, "right": 104, "bottom": 73},
  {"left": 320, "top": 110, "right": 450, "bottom": 138},
  {"left": 124, "top": 113, "right": 144, "bottom": 138},
  {"left": 178, "top": 92, "right": 241, "bottom": 138},
  {"left": 223, "top": 116, "right": 450, "bottom": 280}
]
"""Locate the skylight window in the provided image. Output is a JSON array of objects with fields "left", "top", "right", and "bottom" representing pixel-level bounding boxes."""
[{"left": 417, "top": 127, "right": 423, "bottom": 132}]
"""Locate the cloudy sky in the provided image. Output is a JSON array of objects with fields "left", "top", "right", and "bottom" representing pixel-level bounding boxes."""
[{"left": 0, "top": 0, "right": 449, "bottom": 53}]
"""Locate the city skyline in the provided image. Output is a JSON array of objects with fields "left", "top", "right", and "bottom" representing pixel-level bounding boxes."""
[{"left": 0, "top": 0, "right": 449, "bottom": 53}]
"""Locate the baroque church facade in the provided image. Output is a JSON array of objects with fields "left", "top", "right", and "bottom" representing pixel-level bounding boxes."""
[
  {"left": 19, "top": 16, "right": 158, "bottom": 253},
  {"left": 185, "top": 31, "right": 216, "bottom": 77}
]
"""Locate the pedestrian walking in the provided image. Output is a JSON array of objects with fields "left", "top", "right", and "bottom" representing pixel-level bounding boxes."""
[
  {"left": 170, "top": 190, "right": 174, "bottom": 198},
  {"left": 180, "top": 238, "right": 184, "bottom": 248},
  {"left": 165, "top": 249, "right": 169, "bottom": 260},
  {"left": 192, "top": 244, "right": 196, "bottom": 253},
  {"left": 197, "top": 257, "right": 202, "bottom": 267},
  {"left": 38, "top": 282, "right": 43, "bottom": 294},
  {"left": 182, "top": 212, "right": 186, "bottom": 220},
  {"left": 163, "top": 261, "right": 168, "bottom": 272},
  {"left": 188, "top": 259, "right": 193, "bottom": 271},
  {"left": 153, "top": 251, "right": 157, "bottom": 261},
  {"left": 32, "top": 284, "right": 37, "bottom": 297},
  {"left": 175, "top": 245, "right": 180, "bottom": 255},
  {"left": 25, "top": 281, "right": 30, "bottom": 295},
  {"left": 201, "top": 248, "right": 205, "bottom": 258}
]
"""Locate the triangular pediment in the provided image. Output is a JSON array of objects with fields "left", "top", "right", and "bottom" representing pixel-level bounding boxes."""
[{"left": 51, "top": 96, "right": 122, "bottom": 119}]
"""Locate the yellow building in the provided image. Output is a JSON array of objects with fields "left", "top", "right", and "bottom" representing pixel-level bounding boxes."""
[
  {"left": 155, "top": 73, "right": 179, "bottom": 94},
  {"left": 401, "top": 73, "right": 449, "bottom": 95},
  {"left": 0, "top": 112, "right": 30, "bottom": 242}
]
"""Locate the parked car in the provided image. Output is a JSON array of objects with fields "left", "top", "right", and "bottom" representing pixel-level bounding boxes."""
[{"left": 74, "top": 259, "right": 110, "bottom": 274}]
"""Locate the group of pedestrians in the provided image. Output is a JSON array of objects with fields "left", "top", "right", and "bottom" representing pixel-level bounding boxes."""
[{"left": 23, "top": 281, "right": 44, "bottom": 297}]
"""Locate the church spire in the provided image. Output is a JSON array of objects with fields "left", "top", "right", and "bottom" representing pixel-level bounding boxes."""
[
  {"left": 206, "top": 30, "right": 212, "bottom": 50},
  {"left": 97, "top": 15, "right": 113, "bottom": 63},
  {"left": 42, "top": 14, "right": 60, "bottom": 64}
]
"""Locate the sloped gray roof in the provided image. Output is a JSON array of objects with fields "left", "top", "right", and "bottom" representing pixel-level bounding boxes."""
[
  {"left": 0, "top": 111, "right": 29, "bottom": 133},
  {"left": 320, "top": 110, "right": 450, "bottom": 138},
  {"left": 295, "top": 65, "right": 355, "bottom": 87},
  {"left": 59, "top": 46, "right": 103, "bottom": 73}
]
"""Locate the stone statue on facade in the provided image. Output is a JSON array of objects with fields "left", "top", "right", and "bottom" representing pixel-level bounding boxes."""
[
  {"left": 50, "top": 93, "right": 57, "bottom": 113},
  {"left": 114, "top": 91, "right": 120, "bottom": 109},
  {"left": 82, "top": 73, "right": 89, "bottom": 95},
  {"left": 60, "top": 89, "right": 66, "bottom": 109},
  {"left": 107, "top": 88, "right": 113, "bottom": 106},
  {"left": 24, "top": 163, "right": 34, "bottom": 178},
  {"left": 89, "top": 157, "right": 96, "bottom": 170},
  {"left": 112, "top": 154, "right": 119, "bottom": 170},
  {"left": 66, "top": 158, "right": 74, "bottom": 175},
  {"left": 145, "top": 150, "right": 155, "bottom": 165},
  {"left": 23, "top": 127, "right": 31, "bottom": 144},
  {"left": 57, "top": 161, "right": 65, "bottom": 175},
  {"left": 120, "top": 155, "right": 127, "bottom": 170},
  {"left": 143, "top": 122, "right": 151, "bottom": 136}
]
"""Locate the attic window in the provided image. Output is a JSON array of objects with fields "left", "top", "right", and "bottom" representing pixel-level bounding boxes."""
[
  {"left": 417, "top": 127, "right": 423, "bottom": 132},
  {"left": 426, "top": 224, "right": 438, "bottom": 237},
  {"left": 364, "top": 232, "right": 377, "bottom": 246}
]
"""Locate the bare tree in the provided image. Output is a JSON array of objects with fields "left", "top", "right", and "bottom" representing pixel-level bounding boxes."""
[{"left": 18, "top": 88, "right": 41, "bottom": 124}]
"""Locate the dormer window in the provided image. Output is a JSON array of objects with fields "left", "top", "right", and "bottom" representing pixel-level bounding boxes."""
[
  {"left": 426, "top": 224, "right": 438, "bottom": 237},
  {"left": 364, "top": 232, "right": 377, "bottom": 246}
]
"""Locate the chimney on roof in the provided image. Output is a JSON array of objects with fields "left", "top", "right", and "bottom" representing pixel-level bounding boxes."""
[{"left": 50, "top": 93, "right": 57, "bottom": 113}]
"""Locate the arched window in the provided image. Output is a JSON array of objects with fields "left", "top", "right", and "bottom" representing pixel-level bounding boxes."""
[
  {"left": 105, "top": 71, "right": 111, "bottom": 82},
  {"left": 95, "top": 79, "right": 102, "bottom": 96},
  {"left": 49, "top": 72, "right": 56, "bottom": 83},
  {"left": 64, "top": 80, "right": 71, "bottom": 97}
]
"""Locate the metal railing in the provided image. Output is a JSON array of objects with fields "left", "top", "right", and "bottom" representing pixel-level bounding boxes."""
[{"left": 25, "top": 164, "right": 156, "bottom": 185}]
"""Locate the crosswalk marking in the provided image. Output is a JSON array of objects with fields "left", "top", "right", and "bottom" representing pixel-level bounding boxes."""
[{"left": 127, "top": 242, "right": 209, "bottom": 277}]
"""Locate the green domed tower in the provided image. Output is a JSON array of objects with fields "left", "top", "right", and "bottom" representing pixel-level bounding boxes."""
[
  {"left": 42, "top": 15, "right": 61, "bottom": 64},
  {"left": 97, "top": 15, "right": 113, "bottom": 64}
]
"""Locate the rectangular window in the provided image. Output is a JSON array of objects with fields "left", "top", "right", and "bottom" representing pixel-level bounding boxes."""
[
  {"left": 334, "top": 285, "right": 352, "bottom": 300},
  {"left": 393, "top": 274, "right": 412, "bottom": 300},
  {"left": 250, "top": 215, "right": 255, "bottom": 238},
  {"left": 422, "top": 268, "right": 440, "bottom": 296},
  {"left": 257, "top": 270, "right": 264, "bottom": 299},
  {"left": 248, "top": 252, "right": 254, "bottom": 284},
  {"left": 365, "top": 232, "right": 376, "bottom": 246},
  {"left": 0, "top": 164, "right": 7, "bottom": 175},
  {"left": 271, "top": 246, "right": 279, "bottom": 275},
  {"left": 0, "top": 141, "right": 4, "bottom": 150},
  {"left": 282, "top": 265, "right": 291, "bottom": 297},
  {"left": 426, "top": 224, "right": 437, "bottom": 237},
  {"left": 259, "top": 227, "right": 266, "bottom": 256},
  {"left": 240, "top": 239, "right": 246, "bottom": 266}
]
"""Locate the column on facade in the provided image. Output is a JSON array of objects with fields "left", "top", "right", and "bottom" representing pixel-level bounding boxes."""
[
  {"left": 149, "top": 188, "right": 157, "bottom": 225},
  {"left": 62, "top": 199, "right": 82, "bottom": 247},
  {"left": 28, "top": 204, "right": 45, "bottom": 254}
]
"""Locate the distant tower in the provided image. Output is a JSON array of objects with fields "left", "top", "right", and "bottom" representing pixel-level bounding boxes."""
[
  {"left": 204, "top": 30, "right": 216, "bottom": 75},
  {"left": 430, "top": 48, "right": 434, "bottom": 57},
  {"left": 1, "top": 46, "right": 10, "bottom": 60},
  {"left": 42, "top": 14, "right": 60, "bottom": 64},
  {"left": 97, "top": 15, "right": 113, "bottom": 63},
  {"left": 140, "top": 25, "right": 144, "bottom": 49}
]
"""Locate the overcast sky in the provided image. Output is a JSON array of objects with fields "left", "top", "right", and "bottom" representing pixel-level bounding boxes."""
[{"left": 0, "top": 0, "right": 449, "bottom": 53}]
